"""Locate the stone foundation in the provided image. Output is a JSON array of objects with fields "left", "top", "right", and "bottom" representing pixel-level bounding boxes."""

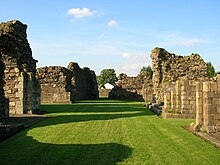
[
  {"left": 0, "top": 20, "right": 40, "bottom": 116},
  {"left": 36, "top": 62, "right": 99, "bottom": 103}
]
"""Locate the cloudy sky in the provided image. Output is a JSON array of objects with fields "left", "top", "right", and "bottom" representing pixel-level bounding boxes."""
[{"left": 1, "top": 0, "right": 220, "bottom": 76}]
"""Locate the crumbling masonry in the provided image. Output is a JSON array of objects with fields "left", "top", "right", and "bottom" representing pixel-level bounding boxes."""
[
  {"left": 163, "top": 79, "right": 220, "bottom": 133},
  {"left": 191, "top": 81, "right": 220, "bottom": 133},
  {"left": 150, "top": 47, "right": 208, "bottom": 103},
  {"left": 163, "top": 80, "right": 197, "bottom": 119},
  {"left": 109, "top": 72, "right": 153, "bottom": 101},
  {"left": 0, "top": 20, "right": 40, "bottom": 117},
  {"left": 36, "top": 62, "right": 99, "bottom": 103}
]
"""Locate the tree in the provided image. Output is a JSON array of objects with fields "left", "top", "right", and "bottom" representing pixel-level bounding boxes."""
[
  {"left": 140, "top": 65, "right": 153, "bottom": 79},
  {"left": 207, "top": 62, "right": 216, "bottom": 78},
  {"left": 98, "top": 69, "right": 117, "bottom": 87}
]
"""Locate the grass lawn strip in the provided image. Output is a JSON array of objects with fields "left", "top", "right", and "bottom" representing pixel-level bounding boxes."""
[{"left": 0, "top": 100, "right": 220, "bottom": 164}]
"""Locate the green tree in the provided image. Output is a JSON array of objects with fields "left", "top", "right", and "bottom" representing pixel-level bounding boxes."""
[
  {"left": 140, "top": 65, "right": 153, "bottom": 79},
  {"left": 207, "top": 62, "right": 216, "bottom": 78},
  {"left": 98, "top": 69, "right": 117, "bottom": 87}
]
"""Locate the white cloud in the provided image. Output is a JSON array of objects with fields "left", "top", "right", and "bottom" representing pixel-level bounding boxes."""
[
  {"left": 67, "top": 8, "right": 97, "bottom": 18},
  {"left": 108, "top": 20, "right": 117, "bottom": 27},
  {"left": 122, "top": 52, "right": 131, "bottom": 58}
]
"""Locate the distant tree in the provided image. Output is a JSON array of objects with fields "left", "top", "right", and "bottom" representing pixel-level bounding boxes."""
[
  {"left": 140, "top": 65, "right": 153, "bottom": 79},
  {"left": 98, "top": 69, "right": 117, "bottom": 87},
  {"left": 207, "top": 62, "right": 216, "bottom": 78},
  {"left": 118, "top": 73, "right": 127, "bottom": 80}
]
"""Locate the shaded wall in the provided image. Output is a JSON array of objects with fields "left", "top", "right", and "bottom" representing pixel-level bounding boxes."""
[
  {"left": 37, "top": 62, "right": 99, "bottom": 103},
  {"left": 36, "top": 66, "right": 72, "bottom": 103},
  {"left": 109, "top": 72, "right": 152, "bottom": 101},
  {"left": 0, "top": 20, "right": 40, "bottom": 115}
]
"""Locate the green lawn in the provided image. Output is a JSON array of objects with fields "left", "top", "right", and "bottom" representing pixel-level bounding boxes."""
[{"left": 0, "top": 99, "right": 220, "bottom": 165}]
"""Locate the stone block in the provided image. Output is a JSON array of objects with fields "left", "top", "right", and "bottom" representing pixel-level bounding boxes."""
[
  {"left": 203, "top": 82, "right": 211, "bottom": 92},
  {"left": 9, "top": 102, "right": 16, "bottom": 107},
  {"left": 215, "top": 126, "right": 220, "bottom": 133},
  {"left": 206, "top": 126, "right": 216, "bottom": 133},
  {"left": 210, "top": 82, "right": 218, "bottom": 92}
]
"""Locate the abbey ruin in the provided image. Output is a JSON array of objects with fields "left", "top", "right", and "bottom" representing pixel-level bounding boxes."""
[
  {"left": 149, "top": 48, "right": 220, "bottom": 133},
  {"left": 109, "top": 72, "right": 152, "bottom": 101},
  {"left": 0, "top": 20, "right": 40, "bottom": 118},
  {"left": 0, "top": 20, "right": 98, "bottom": 119},
  {"left": 36, "top": 62, "right": 99, "bottom": 103},
  {"left": 151, "top": 47, "right": 208, "bottom": 103},
  {"left": 1, "top": 19, "right": 220, "bottom": 134}
]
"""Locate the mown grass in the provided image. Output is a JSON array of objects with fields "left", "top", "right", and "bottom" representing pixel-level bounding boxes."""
[{"left": 0, "top": 99, "right": 220, "bottom": 165}]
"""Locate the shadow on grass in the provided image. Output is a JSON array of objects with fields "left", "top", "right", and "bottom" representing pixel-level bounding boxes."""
[
  {"left": 75, "top": 97, "right": 141, "bottom": 103},
  {"left": 0, "top": 101, "right": 151, "bottom": 164},
  {"left": 0, "top": 134, "right": 132, "bottom": 165},
  {"left": 41, "top": 103, "right": 152, "bottom": 113},
  {"left": 36, "top": 111, "right": 152, "bottom": 128}
]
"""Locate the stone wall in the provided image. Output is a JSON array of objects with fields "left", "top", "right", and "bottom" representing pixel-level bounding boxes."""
[
  {"left": 109, "top": 72, "right": 153, "bottom": 101},
  {"left": 191, "top": 81, "right": 220, "bottom": 133},
  {"left": 0, "top": 20, "right": 40, "bottom": 116},
  {"left": 99, "top": 89, "right": 111, "bottom": 97},
  {"left": 68, "top": 62, "right": 99, "bottom": 101},
  {"left": 162, "top": 80, "right": 197, "bottom": 118},
  {"left": 36, "top": 66, "right": 72, "bottom": 103},
  {"left": 162, "top": 79, "right": 220, "bottom": 133},
  {"left": 0, "top": 59, "right": 9, "bottom": 118},
  {"left": 151, "top": 47, "right": 208, "bottom": 103},
  {"left": 36, "top": 62, "right": 99, "bottom": 103}
]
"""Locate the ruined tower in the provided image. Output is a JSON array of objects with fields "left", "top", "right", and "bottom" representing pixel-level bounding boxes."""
[{"left": 0, "top": 20, "right": 40, "bottom": 116}]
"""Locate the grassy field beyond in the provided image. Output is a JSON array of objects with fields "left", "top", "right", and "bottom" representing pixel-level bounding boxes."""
[{"left": 0, "top": 99, "right": 220, "bottom": 165}]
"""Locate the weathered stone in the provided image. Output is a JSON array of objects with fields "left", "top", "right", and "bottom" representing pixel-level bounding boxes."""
[
  {"left": 150, "top": 47, "right": 208, "bottom": 103},
  {"left": 36, "top": 62, "right": 99, "bottom": 103},
  {"left": 109, "top": 72, "right": 152, "bottom": 101},
  {"left": 0, "top": 20, "right": 40, "bottom": 117}
]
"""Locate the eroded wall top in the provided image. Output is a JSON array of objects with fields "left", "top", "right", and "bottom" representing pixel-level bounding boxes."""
[
  {"left": 0, "top": 20, "right": 37, "bottom": 72},
  {"left": 151, "top": 47, "right": 208, "bottom": 88}
]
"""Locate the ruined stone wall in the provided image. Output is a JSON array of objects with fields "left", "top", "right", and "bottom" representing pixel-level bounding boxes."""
[
  {"left": 162, "top": 80, "right": 197, "bottom": 118},
  {"left": 151, "top": 47, "right": 208, "bottom": 103},
  {"left": 67, "top": 62, "right": 99, "bottom": 101},
  {"left": 0, "top": 20, "right": 40, "bottom": 115},
  {"left": 191, "top": 81, "right": 220, "bottom": 133},
  {"left": 162, "top": 79, "right": 220, "bottom": 132},
  {"left": 109, "top": 72, "right": 152, "bottom": 101},
  {"left": 0, "top": 59, "right": 9, "bottom": 118},
  {"left": 37, "top": 62, "right": 99, "bottom": 103},
  {"left": 99, "top": 89, "right": 111, "bottom": 97},
  {"left": 36, "top": 66, "right": 72, "bottom": 103},
  {"left": 142, "top": 81, "right": 153, "bottom": 102}
]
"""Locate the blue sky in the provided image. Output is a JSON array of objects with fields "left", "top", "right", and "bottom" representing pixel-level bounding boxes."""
[{"left": 1, "top": 0, "right": 220, "bottom": 76}]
